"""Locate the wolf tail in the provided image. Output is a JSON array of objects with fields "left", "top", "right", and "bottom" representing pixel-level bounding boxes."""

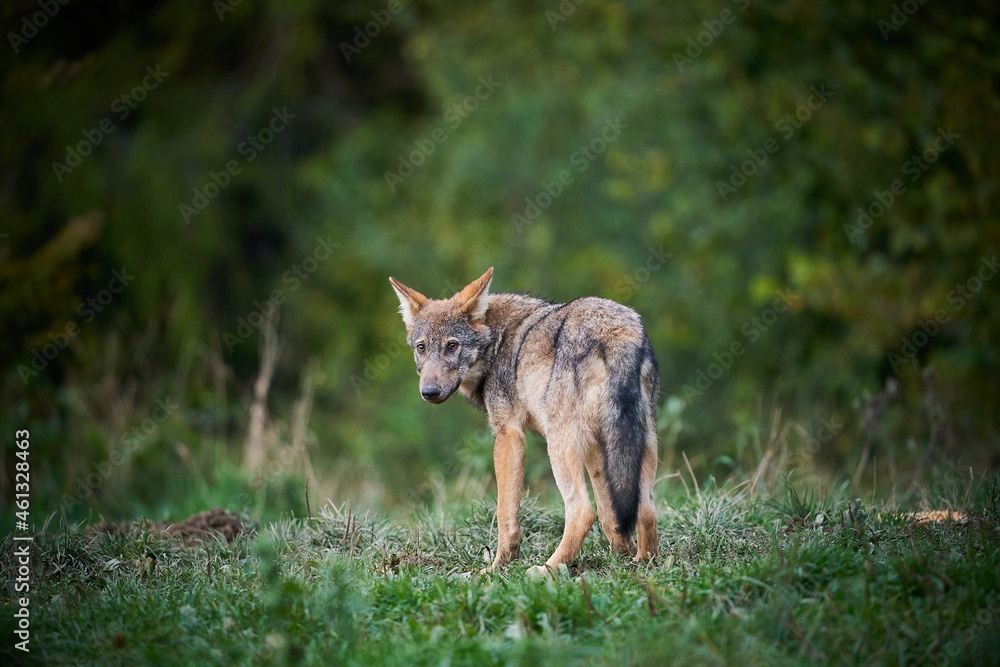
[{"left": 601, "top": 333, "right": 659, "bottom": 536}]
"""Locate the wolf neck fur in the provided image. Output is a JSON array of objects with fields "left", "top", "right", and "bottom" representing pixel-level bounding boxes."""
[{"left": 458, "top": 292, "right": 557, "bottom": 409}]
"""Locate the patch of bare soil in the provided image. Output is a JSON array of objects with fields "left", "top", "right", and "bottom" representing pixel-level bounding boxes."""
[{"left": 88, "top": 508, "right": 249, "bottom": 547}]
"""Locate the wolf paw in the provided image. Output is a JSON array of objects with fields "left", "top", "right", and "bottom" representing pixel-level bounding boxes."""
[
  {"left": 480, "top": 555, "right": 512, "bottom": 575},
  {"left": 479, "top": 560, "right": 504, "bottom": 575},
  {"left": 527, "top": 563, "right": 572, "bottom": 579},
  {"left": 480, "top": 557, "right": 514, "bottom": 575}
]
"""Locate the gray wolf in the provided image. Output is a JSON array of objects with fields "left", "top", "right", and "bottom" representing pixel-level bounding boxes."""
[{"left": 390, "top": 267, "right": 659, "bottom": 575}]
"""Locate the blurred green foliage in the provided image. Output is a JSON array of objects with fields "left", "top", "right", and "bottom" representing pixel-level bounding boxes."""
[{"left": 1, "top": 0, "right": 998, "bottom": 520}]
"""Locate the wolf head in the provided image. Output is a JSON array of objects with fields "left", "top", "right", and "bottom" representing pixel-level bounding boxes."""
[{"left": 389, "top": 267, "right": 495, "bottom": 404}]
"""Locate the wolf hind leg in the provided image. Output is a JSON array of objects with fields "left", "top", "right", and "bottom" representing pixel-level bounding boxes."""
[
  {"left": 634, "top": 354, "right": 660, "bottom": 562},
  {"left": 634, "top": 443, "right": 658, "bottom": 562},
  {"left": 530, "top": 429, "right": 595, "bottom": 575}
]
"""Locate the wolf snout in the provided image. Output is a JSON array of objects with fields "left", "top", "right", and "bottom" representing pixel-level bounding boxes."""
[{"left": 420, "top": 385, "right": 444, "bottom": 403}]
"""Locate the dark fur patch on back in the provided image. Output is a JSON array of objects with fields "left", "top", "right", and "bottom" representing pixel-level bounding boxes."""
[
  {"left": 512, "top": 303, "right": 568, "bottom": 381},
  {"left": 551, "top": 313, "right": 569, "bottom": 351},
  {"left": 543, "top": 312, "right": 573, "bottom": 402}
]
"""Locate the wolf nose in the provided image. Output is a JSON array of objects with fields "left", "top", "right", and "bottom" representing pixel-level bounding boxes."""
[{"left": 421, "top": 386, "right": 442, "bottom": 401}]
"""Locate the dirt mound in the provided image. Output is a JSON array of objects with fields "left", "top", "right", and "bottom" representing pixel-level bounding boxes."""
[{"left": 89, "top": 508, "right": 248, "bottom": 547}]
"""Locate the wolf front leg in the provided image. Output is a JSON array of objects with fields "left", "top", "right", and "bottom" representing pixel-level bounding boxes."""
[{"left": 483, "top": 425, "right": 525, "bottom": 573}]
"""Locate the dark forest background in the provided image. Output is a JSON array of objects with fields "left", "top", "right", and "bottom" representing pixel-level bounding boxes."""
[{"left": 2, "top": 0, "right": 998, "bottom": 524}]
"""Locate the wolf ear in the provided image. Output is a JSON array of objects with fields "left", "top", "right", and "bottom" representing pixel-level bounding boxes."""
[
  {"left": 455, "top": 267, "right": 493, "bottom": 322},
  {"left": 389, "top": 276, "right": 429, "bottom": 331}
]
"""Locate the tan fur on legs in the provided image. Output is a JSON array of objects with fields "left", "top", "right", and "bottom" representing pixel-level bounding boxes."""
[
  {"left": 535, "top": 432, "right": 595, "bottom": 572},
  {"left": 486, "top": 426, "right": 525, "bottom": 571},
  {"left": 634, "top": 446, "right": 658, "bottom": 561}
]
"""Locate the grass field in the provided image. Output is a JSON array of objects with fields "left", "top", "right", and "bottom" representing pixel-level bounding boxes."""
[{"left": 3, "top": 470, "right": 999, "bottom": 666}]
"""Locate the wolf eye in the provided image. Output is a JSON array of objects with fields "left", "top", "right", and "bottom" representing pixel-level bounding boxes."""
[
  {"left": 447, "top": 341, "right": 459, "bottom": 351},
  {"left": 416, "top": 342, "right": 425, "bottom": 352}
]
